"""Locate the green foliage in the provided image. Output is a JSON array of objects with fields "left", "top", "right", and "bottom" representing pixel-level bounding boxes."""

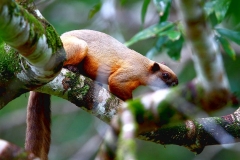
[
  {"left": 0, "top": 43, "right": 21, "bottom": 80},
  {"left": 125, "top": 20, "right": 183, "bottom": 60},
  {"left": 146, "top": 33, "right": 183, "bottom": 60},
  {"left": 204, "top": 0, "right": 230, "bottom": 23},
  {"left": 125, "top": 21, "right": 174, "bottom": 47},
  {"left": 215, "top": 28, "right": 240, "bottom": 59},
  {"left": 216, "top": 35, "right": 236, "bottom": 60},
  {"left": 120, "top": 0, "right": 127, "bottom": 5},
  {"left": 127, "top": 99, "right": 145, "bottom": 123},
  {"left": 126, "top": 0, "right": 182, "bottom": 60},
  {"left": 88, "top": 2, "right": 102, "bottom": 19},
  {"left": 205, "top": 0, "right": 240, "bottom": 60},
  {"left": 127, "top": 0, "right": 240, "bottom": 61},
  {"left": 163, "top": 34, "right": 183, "bottom": 60},
  {"left": 132, "top": 0, "right": 179, "bottom": 60},
  {"left": 225, "top": 0, "right": 240, "bottom": 30},
  {"left": 153, "top": 0, "right": 171, "bottom": 22},
  {"left": 141, "top": 0, "right": 151, "bottom": 25},
  {"left": 216, "top": 28, "right": 240, "bottom": 45}
]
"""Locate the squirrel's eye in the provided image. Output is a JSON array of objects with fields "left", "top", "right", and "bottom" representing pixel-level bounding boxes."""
[{"left": 162, "top": 73, "right": 170, "bottom": 80}]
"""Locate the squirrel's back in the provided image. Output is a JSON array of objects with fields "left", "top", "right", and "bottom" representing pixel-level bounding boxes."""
[{"left": 61, "top": 30, "right": 152, "bottom": 83}]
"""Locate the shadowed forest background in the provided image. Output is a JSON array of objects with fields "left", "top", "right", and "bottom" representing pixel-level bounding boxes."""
[{"left": 1, "top": 0, "right": 240, "bottom": 159}]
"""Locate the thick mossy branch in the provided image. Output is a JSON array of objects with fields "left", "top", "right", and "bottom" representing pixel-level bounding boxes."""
[
  {"left": 138, "top": 110, "right": 240, "bottom": 154},
  {"left": 0, "top": 1, "right": 65, "bottom": 107},
  {"left": 0, "top": 43, "right": 28, "bottom": 108},
  {"left": 0, "top": 43, "right": 21, "bottom": 81},
  {"left": 35, "top": 69, "right": 123, "bottom": 123},
  {"left": 35, "top": 68, "right": 239, "bottom": 156},
  {"left": 35, "top": 68, "right": 236, "bottom": 143},
  {"left": 0, "top": 0, "right": 65, "bottom": 83}
]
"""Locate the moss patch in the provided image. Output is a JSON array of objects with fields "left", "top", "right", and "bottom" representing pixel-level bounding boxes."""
[
  {"left": 0, "top": 43, "right": 21, "bottom": 81},
  {"left": 65, "top": 73, "right": 90, "bottom": 101}
]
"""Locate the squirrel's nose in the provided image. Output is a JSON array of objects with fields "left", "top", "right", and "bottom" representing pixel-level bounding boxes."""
[{"left": 171, "top": 79, "right": 178, "bottom": 87}]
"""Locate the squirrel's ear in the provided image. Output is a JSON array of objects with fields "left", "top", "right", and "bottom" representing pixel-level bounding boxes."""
[{"left": 151, "top": 62, "right": 160, "bottom": 72}]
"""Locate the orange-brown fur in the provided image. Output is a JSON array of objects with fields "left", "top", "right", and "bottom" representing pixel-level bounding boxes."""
[
  {"left": 26, "top": 30, "right": 178, "bottom": 159},
  {"left": 61, "top": 30, "right": 178, "bottom": 100}
]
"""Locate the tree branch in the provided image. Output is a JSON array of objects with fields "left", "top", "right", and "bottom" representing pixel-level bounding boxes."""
[
  {"left": 0, "top": 0, "right": 65, "bottom": 107},
  {"left": 95, "top": 101, "right": 240, "bottom": 159},
  {"left": 139, "top": 108, "right": 240, "bottom": 154},
  {"left": 32, "top": 68, "right": 238, "bottom": 157},
  {"left": 35, "top": 69, "right": 123, "bottom": 123}
]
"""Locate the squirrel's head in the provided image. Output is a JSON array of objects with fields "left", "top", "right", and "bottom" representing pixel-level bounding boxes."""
[{"left": 147, "top": 62, "right": 178, "bottom": 89}]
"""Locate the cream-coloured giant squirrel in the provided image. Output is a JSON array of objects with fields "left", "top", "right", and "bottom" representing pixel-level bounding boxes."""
[{"left": 25, "top": 30, "right": 178, "bottom": 159}]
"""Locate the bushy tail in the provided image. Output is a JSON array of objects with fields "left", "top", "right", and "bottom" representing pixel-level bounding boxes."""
[{"left": 25, "top": 91, "right": 51, "bottom": 160}]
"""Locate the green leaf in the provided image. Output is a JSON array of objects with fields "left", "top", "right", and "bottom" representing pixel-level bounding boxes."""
[
  {"left": 153, "top": 0, "right": 172, "bottom": 22},
  {"left": 204, "top": 1, "right": 214, "bottom": 16},
  {"left": 217, "top": 35, "right": 236, "bottom": 60},
  {"left": 208, "top": 12, "right": 219, "bottom": 27},
  {"left": 176, "top": 22, "right": 184, "bottom": 35},
  {"left": 88, "top": 2, "right": 102, "bottom": 19},
  {"left": 146, "top": 34, "right": 183, "bottom": 61},
  {"left": 160, "top": 30, "right": 181, "bottom": 41},
  {"left": 204, "top": 0, "right": 231, "bottom": 23},
  {"left": 214, "top": 0, "right": 230, "bottom": 22},
  {"left": 216, "top": 28, "right": 240, "bottom": 45},
  {"left": 155, "top": 34, "right": 168, "bottom": 48},
  {"left": 141, "top": 0, "right": 151, "bottom": 25},
  {"left": 125, "top": 21, "right": 174, "bottom": 47},
  {"left": 226, "top": 0, "right": 240, "bottom": 26},
  {"left": 153, "top": 0, "right": 171, "bottom": 15},
  {"left": 164, "top": 35, "right": 183, "bottom": 60}
]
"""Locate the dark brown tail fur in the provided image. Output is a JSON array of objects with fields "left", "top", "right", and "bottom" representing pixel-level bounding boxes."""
[{"left": 25, "top": 92, "right": 51, "bottom": 160}]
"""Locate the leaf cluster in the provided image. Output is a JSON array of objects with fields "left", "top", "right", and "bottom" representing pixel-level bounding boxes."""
[{"left": 125, "top": 0, "right": 240, "bottom": 61}]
